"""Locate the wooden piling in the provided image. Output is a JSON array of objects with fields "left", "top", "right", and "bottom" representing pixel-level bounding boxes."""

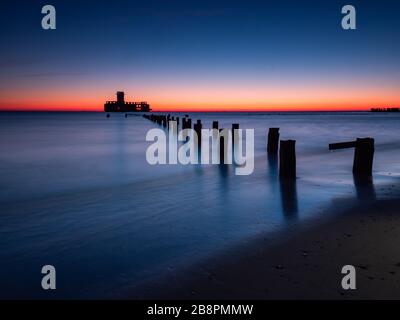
[
  {"left": 194, "top": 120, "right": 202, "bottom": 139},
  {"left": 219, "top": 129, "right": 228, "bottom": 164},
  {"left": 279, "top": 140, "right": 296, "bottom": 179},
  {"left": 267, "top": 128, "right": 280, "bottom": 154},
  {"left": 329, "top": 137, "right": 374, "bottom": 176},
  {"left": 353, "top": 138, "right": 374, "bottom": 176},
  {"left": 212, "top": 121, "right": 219, "bottom": 130},
  {"left": 194, "top": 120, "right": 202, "bottom": 157},
  {"left": 232, "top": 123, "right": 239, "bottom": 151}
]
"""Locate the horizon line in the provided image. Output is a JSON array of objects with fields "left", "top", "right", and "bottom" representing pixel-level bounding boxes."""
[{"left": 0, "top": 109, "right": 373, "bottom": 113}]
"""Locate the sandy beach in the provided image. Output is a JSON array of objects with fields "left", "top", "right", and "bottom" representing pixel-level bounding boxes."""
[{"left": 131, "top": 181, "right": 400, "bottom": 300}]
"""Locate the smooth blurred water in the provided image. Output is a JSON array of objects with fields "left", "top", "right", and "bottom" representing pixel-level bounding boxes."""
[{"left": 0, "top": 111, "right": 399, "bottom": 298}]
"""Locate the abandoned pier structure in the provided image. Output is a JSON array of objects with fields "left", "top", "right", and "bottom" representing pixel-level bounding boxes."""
[
  {"left": 142, "top": 113, "right": 376, "bottom": 179},
  {"left": 104, "top": 91, "right": 150, "bottom": 112}
]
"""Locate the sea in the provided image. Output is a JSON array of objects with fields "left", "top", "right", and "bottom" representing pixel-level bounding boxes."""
[{"left": 0, "top": 111, "right": 399, "bottom": 298}]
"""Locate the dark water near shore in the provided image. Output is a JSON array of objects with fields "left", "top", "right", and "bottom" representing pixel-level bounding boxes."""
[{"left": 0, "top": 111, "right": 399, "bottom": 298}]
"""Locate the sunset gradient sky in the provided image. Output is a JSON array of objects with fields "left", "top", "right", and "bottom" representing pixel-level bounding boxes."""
[{"left": 1, "top": 0, "right": 400, "bottom": 111}]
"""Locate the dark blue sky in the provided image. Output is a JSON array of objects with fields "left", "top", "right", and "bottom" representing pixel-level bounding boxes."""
[{"left": 1, "top": 0, "right": 399, "bottom": 110}]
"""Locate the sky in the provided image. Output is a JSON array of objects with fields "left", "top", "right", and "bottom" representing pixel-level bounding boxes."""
[{"left": 0, "top": 0, "right": 400, "bottom": 111}]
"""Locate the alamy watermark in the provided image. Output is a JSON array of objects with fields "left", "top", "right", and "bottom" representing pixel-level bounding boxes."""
[
  {"left": 41, "top": 265, "right": 56, "bottom": 290},
  {"left": 341, "top": 265, "right": 356, "bottom": 290},
  {"left": 146, "top": 121, "right": 255, "bottom": 175},
  {"left": 41, "top": 4, "right": 356, "bottom": 31},
  {"left": 41, "top": 5, "right": 56, "bottom": 30}
]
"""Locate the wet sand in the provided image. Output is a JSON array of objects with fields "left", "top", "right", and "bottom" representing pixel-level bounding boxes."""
[{"left": 131, "top": 182, "right": 400, "bottom": 300}]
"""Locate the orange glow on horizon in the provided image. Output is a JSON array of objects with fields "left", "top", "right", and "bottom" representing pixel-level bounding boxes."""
[
  {"left": 0, "top": 101, "right": 389, "bottom": 112},
  {"left": 0, "top": 85, "right": 399, "bottom": 112}
]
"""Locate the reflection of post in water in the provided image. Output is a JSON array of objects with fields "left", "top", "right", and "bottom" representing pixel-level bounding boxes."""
[
  {"left": 266, "top": 153, "right": 280, "bottom": 199},
  {"left": 353, "top": 174, "right": 376, "bottom": 201},
  {"left": 279, "top": 179, "right": 298, "bottom": 218},
  {"left": 268, "top": 154, "right": 278, "bottom": 177},
  {"left": 216, "top": 159, "right": 230, "bottom": 201},
  {"left": 218, "top": 162, "right": 229, "bottom": 177}
]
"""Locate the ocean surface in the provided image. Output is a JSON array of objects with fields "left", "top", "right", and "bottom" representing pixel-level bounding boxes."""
[{"left": 0, "top": 111, "right": 399, "bottom": 298}]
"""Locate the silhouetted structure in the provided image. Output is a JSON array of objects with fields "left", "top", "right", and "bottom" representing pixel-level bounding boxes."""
[
  {"left": 267, "top": 128, "right": 280, "bottom": 155},
  {"left": 371, "top": 107, "right": 399, "bottom": 112},
  {"left": 104, "top": 91, "right": 150, "bottom": 112},
  {"left": 219, "top": 129, "right": 228, "bottom": 164},
  {"left": 182, "top": 117, "right": 192, "bottom": 130},
  {"left": 194, "top": 120, "right": 202, "bottom": 159},
  {"left": 232, "top": 123, "right": 239, "bottom": 152},
  {"left": 279, "top": 140, "right": 296, "bottom": 179},
  {"left": 329, "top": 137, "right": 374, "bottom": 176},
  {"left": 194, "top": 120, "right": 202, "bottom": 139},
  {"left": 353, "top": 138, "right": 375, "bottom": 175}
]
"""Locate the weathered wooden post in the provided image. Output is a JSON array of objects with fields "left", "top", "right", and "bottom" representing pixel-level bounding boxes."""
[
  {"left": 187, "top": 118, "right": 192, "bottom": 129},
  {"left": 279, "top": 140, "right": 296, "bottom": 179},
  {"left": 329, "top": 137, "right": 374, "bottom": 176},
  {"left": 219, "top": 129, "right": 226, "bottom": 164},
  {"left": 176, "top": 117, "right": 180, "bottom": 128},
  {"left": 167, "top": 114, "right": 171, "bottom": 129},
  {"left": 267, "top": 128, "right": 280, "bottom": 155},
  {"left": 194, "top": 120, "right": 202, "bottom": 159},
  {"left": 212, "top": 121, "right": 219, "bottom": 130},
  {"left": 353, "top": 138, "right": 374, "bottom": 175},
  {"left": 232, "top": 123, "right": 239, "bottom": 145},
  {"left": 194, "top": 120, "right": 202, "bottom": 141},
  {"left": 232, "top": 124, "right": 239, "bottom": 157}
]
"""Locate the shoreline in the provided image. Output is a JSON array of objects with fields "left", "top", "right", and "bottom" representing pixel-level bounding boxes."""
[{"left": 128, "top": 181, "right": 400, "bottom": 300}]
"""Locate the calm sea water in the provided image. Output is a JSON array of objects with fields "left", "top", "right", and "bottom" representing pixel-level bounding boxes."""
[{"left": 0, "top": 111, "right": 399, "bottom": 298}]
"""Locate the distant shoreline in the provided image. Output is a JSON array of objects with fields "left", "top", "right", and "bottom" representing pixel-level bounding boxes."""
[{"left": 0, "top": 110, "right": 376, "bottom": 113}]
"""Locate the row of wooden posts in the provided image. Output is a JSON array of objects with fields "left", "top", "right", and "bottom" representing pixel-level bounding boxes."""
[{"left": 143, "top": 114, "right": 374, "bottom": 178}]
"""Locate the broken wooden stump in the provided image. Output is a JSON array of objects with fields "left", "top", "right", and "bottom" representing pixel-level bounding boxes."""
[
  {"left": 329, "top": 137, "right": 374, "bottom": 176},
  {"left": 267, "top": 128, "right": 280, "bottom": 155},
  {"left": 194, "top": 120, "right": 202, "bottom": 159},
  {"left": 232, "top": 123, "right": 239, "bottom": 151},
  {"left": 219, "top": 129, "right": 228, "bottom": 164},
  {"left": 279, "top": 140, "right": 296, "bottom": 179},
  {"left": 212, "top": 121, "right": 219, "bottom": 130}
]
